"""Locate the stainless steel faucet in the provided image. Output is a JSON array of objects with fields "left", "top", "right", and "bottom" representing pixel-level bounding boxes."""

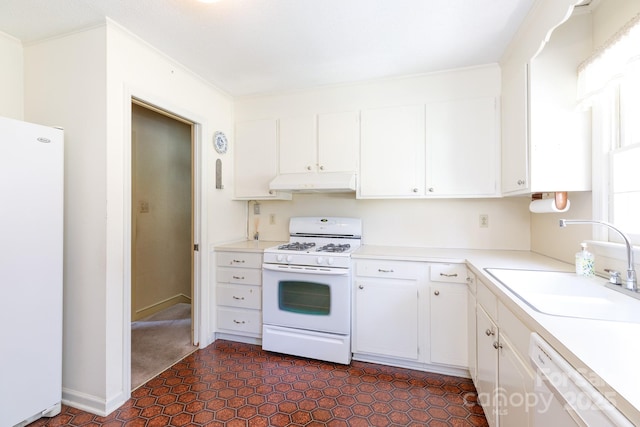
[{"left": 559, "top": 219, "right": 637, "bottom": 291}]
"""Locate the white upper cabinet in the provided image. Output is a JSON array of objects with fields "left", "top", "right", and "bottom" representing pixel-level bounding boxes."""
[
  {"left": 426, "top": 97, "right": 499, "bottom": 197},
  {"left": 279, "top": 115, "right": 317, "bottom": 174},
  {"left": 501, "top": 62, "right": 530, "bottom": 194},
  {"left": 317, "top": 111, "right": 359, "bottom": 173},
  {"left": 233, "top": 119, "right": 291, "bottom": 200},
  {"left": 279, "top": 111, "right": 359, "bottom": 174},
  {"left": 359, "top": 104, "right": 426, "bottom": 198},
  {"left": 359, "top": 98, "right": 499, "bottom": 198},
  {"left": 500, "top": 0, "right": 591, "bottom": 195}
]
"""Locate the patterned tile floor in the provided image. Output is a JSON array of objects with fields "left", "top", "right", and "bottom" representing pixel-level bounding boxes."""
[{"left": 30, "top": 340, "right": 488, "bottom": 426}]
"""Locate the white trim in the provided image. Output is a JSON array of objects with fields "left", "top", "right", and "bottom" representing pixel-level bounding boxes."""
[
  {"left": 62, "top": 387, "right": 126, "bottom": 417},
  {"left": 121, "top": 84, "right": 210, "bottom": 397}
]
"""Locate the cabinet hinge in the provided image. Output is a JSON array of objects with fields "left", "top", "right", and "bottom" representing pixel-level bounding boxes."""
[{"left": 194, "top": 244, "right": 199, "bottom": 251}]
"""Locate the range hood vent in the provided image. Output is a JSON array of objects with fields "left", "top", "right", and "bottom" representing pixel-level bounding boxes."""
[{"left": 269, "top": 172, "right": 357, "bottom": 193}]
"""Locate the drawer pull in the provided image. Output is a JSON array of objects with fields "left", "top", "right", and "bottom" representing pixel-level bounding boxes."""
[
  {"left": 232, "top": 296, "right": 245, "bottom": 300},
  {"left": 378, "top": 269, "right": 394, "bottom": 273},
  {"left": 358, "top": 285, "right": 364, "bottom": 290},
  {"left": 493, "top": 341, "right": 502, "bottom": 350},
  {"left": 232, "top": 276, "right": 245, "bottom": 280},
  {"left": 232, "top": 259, "right": 245, "bottom": 264},
  {"left": 485, "top": 329, "right": 494, "bottom": 337},
  {"left": 233, "top": 320, "right": 246, "bottom": 324},
  {"left": 440, "top": 273, "right": 458, "bottom": 278},
  {"left": 434, "top": 290, "right": 440, "bottom": 296}
]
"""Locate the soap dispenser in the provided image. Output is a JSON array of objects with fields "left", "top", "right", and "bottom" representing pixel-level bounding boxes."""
[{"left": 575, "top": 243, "right": 595, "bottom": 277}]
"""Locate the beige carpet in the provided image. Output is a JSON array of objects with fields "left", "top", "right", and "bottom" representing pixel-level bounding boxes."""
[{"left": 131, "top": 303, "right": 197, "bottom": 390}]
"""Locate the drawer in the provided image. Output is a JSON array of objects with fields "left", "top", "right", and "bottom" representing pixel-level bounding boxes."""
[
  {"left": 217, "top": 284, "right": 261, "bottom": 309},
  {"left": 217, "top": 267, "right": 262, "bottom": 285},
  {"left": 477, "top": 278, "right": 498, "bottom": 321},
  {"left": 217, "top": 307, "right": 262, "bottom": 334},
  {"left": 217, "top": 251, "right": 262, "bottom": 269},
  {"left": 429, "top": 263, "right": 467, "bottom": 283},
  {"left": 355, "top": 260, "right": 424, "bottom": 280}
]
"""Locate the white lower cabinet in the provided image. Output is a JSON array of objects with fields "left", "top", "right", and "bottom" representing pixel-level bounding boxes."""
[
  {"left": 429, "top": 263, "right": 469, "bottom": 368},
  {"left": 353, "top": 277, "right": 419, "bottom": 359},
  {"left": 497, "top": 332, "right": 535, "bottom": 427},
  {"left": 216, "top": 251, "right": 263, "bottom": 339},
  {"left": 466, "top": 269, "right": 478, "bottom": 383},
  {"left": 476, "top": 305, "right": 500, "bottom": 427},
  {"left": 352, "top": 259, "right": 470, "bottom": 375},
  {"left": 474, "top": 278, "right": 534, "bottom": 427},
  {"left": 352, "top": 260, "right": 423, "bottom": 360}
]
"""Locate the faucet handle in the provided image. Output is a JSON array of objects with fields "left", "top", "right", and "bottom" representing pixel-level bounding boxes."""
[{"left": 605, "top": 269, "right": 622, "bottom": 285}]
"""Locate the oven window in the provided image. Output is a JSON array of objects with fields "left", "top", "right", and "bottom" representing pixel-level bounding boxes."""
[{"left": 278, "top": 281, "right": 330, "bottom": 315}]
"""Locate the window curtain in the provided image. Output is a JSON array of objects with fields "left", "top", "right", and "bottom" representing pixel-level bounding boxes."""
[{"left": 577, "top": 13, "right": 640, "bottom": 103}]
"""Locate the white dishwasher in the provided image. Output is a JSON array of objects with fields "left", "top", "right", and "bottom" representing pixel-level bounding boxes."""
[{"left": 529, "top": 333, "right": 633, "bottom": 427}]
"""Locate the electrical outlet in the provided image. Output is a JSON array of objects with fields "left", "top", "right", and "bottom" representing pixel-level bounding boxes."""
[
  {"left": 253, "top": 203, "right": 261, "bottom": 215},
  {"left": 269, "top": 213, "right": 276, "bottom": 225},
  {"left": 479, "top": 214, "right": 489, "bottom": 228}
]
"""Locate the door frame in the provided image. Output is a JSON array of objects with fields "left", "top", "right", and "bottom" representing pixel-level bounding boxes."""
[{"left": 122, "top": 87, "right": 206, "bottom": 394}]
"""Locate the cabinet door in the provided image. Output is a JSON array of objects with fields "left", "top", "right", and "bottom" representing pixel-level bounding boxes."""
[
  {"left": 234, "top": 120, "right": 291, "bottom": 200},
  {"left": 353, "top": 278, "right": 419, "bottom": 360},
  {"left": 498, "top": 333, "right": 535, "bottom": 427},
  {"left": 501, "top": 62, "right": 529, "bottom": 194},
  {"left": 468, "top": 290, "right": 477, "bottom": 384},
  {"left": 430, "top": 283, "right": 468, "bottom": 367},
  {"left": 318, "top": 111, "right": 359, "bottom": 173},
  {"left": 279, "top": 115, "right": 317, "bottom": 174},
  {"left": 425, "top": 97, "right": 498, "bottom": 197},
  {"left": 476, "top": 306, "right": 499, "bottom": 427},
  {"left": 234, "top": 119, "right": 282, "bottom": 199},
  {"left": 360, "top": 105, "right": 425, "bottom": 197}
]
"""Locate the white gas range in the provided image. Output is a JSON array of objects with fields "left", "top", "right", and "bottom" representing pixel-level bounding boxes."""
[{"left": 262, "top": 217, "right": 362, "bottom": 364}]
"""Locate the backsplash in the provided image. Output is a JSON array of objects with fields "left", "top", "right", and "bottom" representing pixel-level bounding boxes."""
[{"left": 248, "top": 194, "right": 532, "bottom": 250}]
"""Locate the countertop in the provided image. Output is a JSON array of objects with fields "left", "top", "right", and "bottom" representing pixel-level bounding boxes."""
[
  {"left": 214, "top": 240, "right": 284, "bottom": 253},
  {"left": 214, "top": 242, "right": 640, "bottom": 424},
  {"left": 354, "top": 245, "right": 640, "bottom": 425}
]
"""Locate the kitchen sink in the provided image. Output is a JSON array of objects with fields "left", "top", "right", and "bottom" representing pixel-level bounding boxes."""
[{"left": 484, "top": 268, "right": 640, "bottom": 323}]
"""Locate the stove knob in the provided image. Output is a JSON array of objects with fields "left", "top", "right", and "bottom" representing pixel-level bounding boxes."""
[
  {"left": 286, "top": 255, "right": 293, "bottom": 263},
  {"left": 327, "top": 258, "right": 334, "bottom": 265},
  {"left": 317, "top": 257, "right": 324, "bottom": 264},
  {"left": 276, "top": 254, "right": 284, "bottom": 262}
]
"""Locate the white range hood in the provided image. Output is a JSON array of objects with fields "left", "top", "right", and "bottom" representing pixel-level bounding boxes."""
[{"left": 268, "top": 172, "right": 357, "bottom": 193}]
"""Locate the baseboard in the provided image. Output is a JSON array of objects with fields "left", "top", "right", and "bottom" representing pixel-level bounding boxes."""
[
  {"left": 352, "top": 353, "right": 470, "bottom": 378},
  {"left": 214, "top": 332, "right": 262, "bottom": 346},
  {"left": 133, "top": 294, "right": 191, "bottom": 321},
  {"left": 62, "top": 387, "right": 127, "bottom": 417}
]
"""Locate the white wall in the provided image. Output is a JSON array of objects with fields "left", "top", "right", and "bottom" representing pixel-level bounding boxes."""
[
  {"left": 25, "top": 25, "right": 109, "bottom": 406},
  {"left": 250, "top": 194, "right": 531, "bottom": 250},
  {"left": 236, "top": 64, "right": 501, "bottom": 120},
  {"left": 23, "top": 20, "right": 246, "bottom": 416},
  {"left": 0, "top": 31, "right": 23, "bottom": 120}
]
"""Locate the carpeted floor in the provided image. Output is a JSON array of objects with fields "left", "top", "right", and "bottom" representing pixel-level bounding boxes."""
[{"left": 131, "top": 302, "right": 197, "bottom": 390}]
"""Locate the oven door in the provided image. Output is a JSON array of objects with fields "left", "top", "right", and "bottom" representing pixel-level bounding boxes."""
[{"left": 262, "top": 263, "right": 351, "bottom": 334}]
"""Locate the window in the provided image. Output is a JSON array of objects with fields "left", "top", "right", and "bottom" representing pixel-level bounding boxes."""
[{"left": 578, "top": 13, "right": 640, "bottom": 244}]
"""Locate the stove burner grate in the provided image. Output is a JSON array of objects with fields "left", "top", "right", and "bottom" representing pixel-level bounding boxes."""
[
  {"left": 277, "top": 242, "right": 316, "bottom": 251},
  {"left": 317, "top": 243, "right": 351, "bottom": 253}
]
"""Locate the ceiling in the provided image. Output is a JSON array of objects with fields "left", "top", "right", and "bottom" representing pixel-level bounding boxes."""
[{"left": 0, "top": 0, "right": 536, "bottom": 97}]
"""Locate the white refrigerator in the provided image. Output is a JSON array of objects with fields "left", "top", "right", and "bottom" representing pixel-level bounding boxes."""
[{"left": 0, "top": 116, "right": 63, "bottom": 426}]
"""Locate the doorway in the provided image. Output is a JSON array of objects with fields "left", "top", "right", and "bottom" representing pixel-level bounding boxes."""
[{"left": 130, "top": 101, "right": 197, "bottom": 389}]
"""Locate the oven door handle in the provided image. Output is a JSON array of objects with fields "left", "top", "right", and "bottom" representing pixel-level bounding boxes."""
[{"left": 263, "top": 263, "right": 350, "bottom": 276}]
